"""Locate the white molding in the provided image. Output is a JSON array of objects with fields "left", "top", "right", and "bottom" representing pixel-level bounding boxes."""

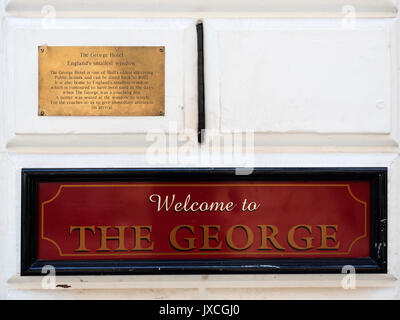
[
  {"left": 3, "top": 0, "right": 398, "bottom": 18},
  {"left": 4, "top": 133, "right": 400, "bottom": 153},
  {"left": 7, "top": 274, "right": 398, "bottom": 290}
]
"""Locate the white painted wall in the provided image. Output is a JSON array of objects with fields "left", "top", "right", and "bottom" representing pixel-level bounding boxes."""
[
  {"left": 205, "top": 19, "right": 394, "bottom": 134},
  {"left": 1, "top": 0, "right": 400, "bottom": 300}
]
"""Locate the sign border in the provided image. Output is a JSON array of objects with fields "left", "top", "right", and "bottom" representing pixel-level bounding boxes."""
[{"left": 21, "top": 168, "right": 387, "bottom": 275}]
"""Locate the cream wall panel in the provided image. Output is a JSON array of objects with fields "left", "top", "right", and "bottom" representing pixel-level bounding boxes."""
[{"left": 204, "top": 19, "right": 396, "bottom": 138}]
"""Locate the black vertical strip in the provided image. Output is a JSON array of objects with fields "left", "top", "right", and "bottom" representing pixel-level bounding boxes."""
[
  {"left": 367, "top": 169, "right": 387, "bottom": 273},
  {"left": 197, "top": 22, "right": 205, "bottom": 144},
  {"left": 21, "top": 170, "right": 39, "bottom": 275}
]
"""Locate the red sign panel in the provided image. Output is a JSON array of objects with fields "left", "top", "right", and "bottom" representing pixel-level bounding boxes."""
[{"left": 38, "top": 181, "right": 370, "bottom": 260}]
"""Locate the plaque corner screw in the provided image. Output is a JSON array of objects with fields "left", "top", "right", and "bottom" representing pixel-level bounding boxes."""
[
  {"left": 159, "top": 110, "right": 164, "bottom": 116},
  {"left": 159, "top": 48, "right": 164, "bottom": 53},
  {"left": 39, "top": 110, "right": 45, "bottom": 116},
  {"left": 40, "top": 48, "right": 44, "bottom": 53}
]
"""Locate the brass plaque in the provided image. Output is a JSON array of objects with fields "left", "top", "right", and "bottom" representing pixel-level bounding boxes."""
[{"left": 38, "top": 46, "right": 165, "bottom": 116}]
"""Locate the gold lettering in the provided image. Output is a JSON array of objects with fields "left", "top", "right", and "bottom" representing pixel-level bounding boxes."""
[
  {"left": 69, "top": 225, "right": 95, "bottom": 252},
  {"left": 317, "top": 225, "right": 340, "bottom": 250},
  {"left": 226, "top": 225, "right": 254, "bottom": 251},
  {"left": 169, "top": 225, "right": 195, "bottom": 251},
  {"left": 200, "top": 225, "right": 222, "bottom": 250},
  {"left": 131, "top": 226, "right": 154, "bottom": 251},
  {"left": 257, "top": 225, "right": 285, "bottom": 251},
  {"left": 287, "top": 224, "right": 313, "bottom": 250},
  {"left": 96, "top": 226, "right": 128, "bottom": 252}
]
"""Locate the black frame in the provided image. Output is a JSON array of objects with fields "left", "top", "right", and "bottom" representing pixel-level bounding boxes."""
[{"left": 21, "top": 167, "right": 387, "bottom": 275}]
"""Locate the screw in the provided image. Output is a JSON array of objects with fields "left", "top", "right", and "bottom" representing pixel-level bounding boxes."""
[
  {"left": 159, "top": 110, "right": 164, "bottom": 116},
  {"left": 160, "top": 48, "right": 164, "bottom": 52},
  {"left": 40, "top": 48, "right": 44, "bottom": 53},
  {"left": 40, "top": 110, "right": 45, "bottom": 116}
]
